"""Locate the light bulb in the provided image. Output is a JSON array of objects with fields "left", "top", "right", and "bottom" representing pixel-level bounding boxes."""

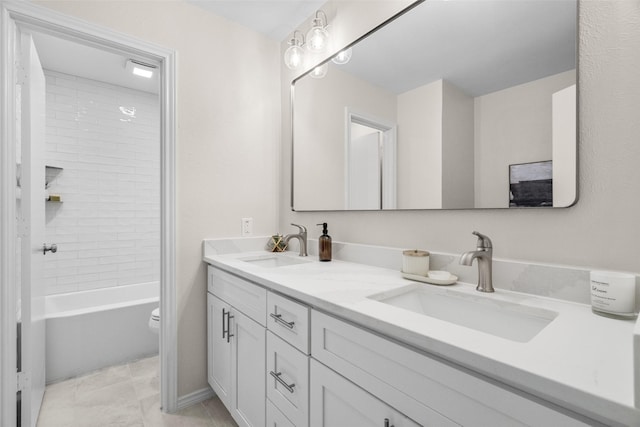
[
  {"left": 284, "top": 44, "right": 305, "bottom": 70},
  {"left": 331, "top": 48, "right": 352, "bottom": 65},
  {"left": 310, "top": 63, "right": 328, "bottom": 79},
  {"left": 306, "top": 14, "right": 329, "bottom": 53}
]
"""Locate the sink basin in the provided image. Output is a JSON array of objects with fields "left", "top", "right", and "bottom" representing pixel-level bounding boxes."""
[
  {"left": 369, "top": 285, "right": 558, "bottom": 342},
  {"left": 239, "top": 254, "right": 311, "bottom": 268}
]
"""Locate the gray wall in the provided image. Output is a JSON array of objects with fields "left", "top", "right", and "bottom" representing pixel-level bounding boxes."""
[{"left": 281, "top": 0, "right": 640, "bottom": 274}]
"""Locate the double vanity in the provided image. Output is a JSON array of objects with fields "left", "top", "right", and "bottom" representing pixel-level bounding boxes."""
[{"left": 203, "top": 238, "right": 638, "bottom": 426}]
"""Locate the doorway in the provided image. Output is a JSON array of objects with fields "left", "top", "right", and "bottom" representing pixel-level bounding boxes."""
[
  {"left": 0, "top": 2, "right": 177, "bottom": 424},
  {"left": 345, "top": 109, "right": 397, "bottom": 210}
]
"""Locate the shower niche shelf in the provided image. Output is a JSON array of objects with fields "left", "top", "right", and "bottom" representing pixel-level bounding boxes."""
[
  {"left": 45, "top": 165, "right": 63, "bottom": 203},
  {"left": 45, "top": 165, "right": 63, "bottom": 188}
]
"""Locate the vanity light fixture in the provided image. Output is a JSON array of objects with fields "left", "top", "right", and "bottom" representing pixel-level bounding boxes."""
[
  {"left": 331, "top": 47, "right": 352, "bottom": 65},
  {"left": 305, "top": 10, "right": 330, "bottom": 53},
  {"left": 125, "top": 59, "right": 156, "bottom": 79},
  {"left": 284, "top": 30, "right": 306, "bottom": 70},
  {"left": 309, "top": 63, "right": 328, "bottom": 79}
]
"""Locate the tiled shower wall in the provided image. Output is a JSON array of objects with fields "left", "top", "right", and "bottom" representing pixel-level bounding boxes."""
[{"left": 43, "top": 70, "right": 160, "bottom": 295}]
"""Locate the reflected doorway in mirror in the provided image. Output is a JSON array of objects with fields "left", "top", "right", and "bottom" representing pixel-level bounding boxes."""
[{"left": 345, "top": 109, "right": 397, "bottom": 210}]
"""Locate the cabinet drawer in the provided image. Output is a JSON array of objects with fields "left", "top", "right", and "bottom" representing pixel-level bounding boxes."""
[
  {"left": 267, "top": 292, "right": 310, "bottom": 354},
  {"left": 312, "top": 310, "right": 588, "bottom": 427},
  {"left": 208, "top": 266, "right": 267, "bottom": 326},
  {"left": 267, "top": 331, "right": 309, "bottom": 427},
  {"left": 310, "top": 359, "right": 421, "bottom": 427},
  {"left": 267, "top": 399, "right": 296, "bottom": 427}
]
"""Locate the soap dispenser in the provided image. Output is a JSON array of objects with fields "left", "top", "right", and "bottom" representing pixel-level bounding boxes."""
[{"left": 317, "top": 223, "right": 332, "bottom": 262}]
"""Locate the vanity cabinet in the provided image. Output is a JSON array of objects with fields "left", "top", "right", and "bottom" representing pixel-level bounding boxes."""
[
  {"left": 207, "top": 267, "right": 266, "bottom": 427},
  {"left": 207, "top": 263, "right": 594, "bottom": 427},
  {"left": 311, "top": 310, "right": 589, "bottom": 427}
]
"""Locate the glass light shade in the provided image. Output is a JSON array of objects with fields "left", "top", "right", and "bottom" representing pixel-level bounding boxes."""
[
  {"left": 332, "top": 48, "right": 353, "bottom": 65},
  {"left": 310, "top": 63, "right": 328, "bottom": 79},
  {"left": 284, "top": 44, "right": 305, "bottom": 70},
  {"left": 306, "top": 25, "right": 329, "bottom": 53}
]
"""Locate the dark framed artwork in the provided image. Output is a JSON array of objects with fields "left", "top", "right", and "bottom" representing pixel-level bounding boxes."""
[{"left": 509, "top": 160, "right": 553, "bottom": 207}]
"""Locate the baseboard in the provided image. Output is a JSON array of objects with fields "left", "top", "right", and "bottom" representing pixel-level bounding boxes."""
[{"left": 176, "top": 387, "right": 216, "bottom": 411}]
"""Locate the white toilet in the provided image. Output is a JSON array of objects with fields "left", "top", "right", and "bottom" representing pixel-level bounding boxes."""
[{"left": 148, "top": 307, "right": 160, "bottom": 334}]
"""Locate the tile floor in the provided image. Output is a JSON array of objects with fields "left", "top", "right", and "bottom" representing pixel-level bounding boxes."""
[{"left": 37, "top": 355, "right": 237, "bottom": 427}]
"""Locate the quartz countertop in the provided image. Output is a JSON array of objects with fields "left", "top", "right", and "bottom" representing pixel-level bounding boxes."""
[{"left": 203, "top": 249, "right": 639, "bottom": 426}]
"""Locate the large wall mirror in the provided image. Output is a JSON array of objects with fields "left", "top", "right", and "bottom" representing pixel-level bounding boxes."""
[{"left": 292, "top": 0, "right": 577, "bottom": 211}]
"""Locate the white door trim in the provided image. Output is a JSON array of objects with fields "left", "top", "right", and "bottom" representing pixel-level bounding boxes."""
[
  {"left": 344, "top": 108, "right": 397, "bottom": 210},
  {"left": 0, "top": 1, "right": 178, "bottom": 422}
]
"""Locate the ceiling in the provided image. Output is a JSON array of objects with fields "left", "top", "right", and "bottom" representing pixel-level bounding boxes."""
[
  {"left": 31, "top": 32, "right": 160, "bottom": 94},
  {"left": 186, "top": 0, "right": 325, "bottom": 41}
]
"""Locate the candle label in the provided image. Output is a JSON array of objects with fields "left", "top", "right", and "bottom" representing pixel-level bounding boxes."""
[{"left": 590, "top": 275, "right": 635, "bottom": 314}]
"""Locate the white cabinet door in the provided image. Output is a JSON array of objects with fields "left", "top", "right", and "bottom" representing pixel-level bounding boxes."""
[
  {"left": 231, "top": 309, "right": 266, "bottom": 427},
  {"left": 208, "top": 293, "right": 232, "bottom": 409},
  {"left": 310, "top": 359, "right": 420, "bottom": 427}
]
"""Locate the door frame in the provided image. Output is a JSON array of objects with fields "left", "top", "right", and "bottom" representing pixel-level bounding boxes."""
[
  {"left": 344, "top": 108, "right": 397, "bottom": 210},
  {"left": 0, "top": 1, "right": 178, "bottom": 423}
]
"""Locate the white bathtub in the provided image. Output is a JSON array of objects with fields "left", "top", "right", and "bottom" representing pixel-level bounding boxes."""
[{"left": 45, "top": 282, "right": 159, "bottom": 383}]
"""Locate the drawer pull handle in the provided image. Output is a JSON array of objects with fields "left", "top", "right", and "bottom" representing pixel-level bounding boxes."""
[
  {"left": 222, "top": 308, "right": 234, "bottom": 343},
  {"left": 384, "top": 418, "right": 394, "bottom": 427},
  {"left": 270, "top": 313, "right": 295, "bottom": 329},
  {"left": 270, "top": 371, "right": 296, "bottom": 393},
  {"left": 222, "top": 308, "right": 227, "bottom": 339}
]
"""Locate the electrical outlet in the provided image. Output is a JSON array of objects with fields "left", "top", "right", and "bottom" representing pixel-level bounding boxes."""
[{"left": 241, "top": 217, "right": 253, "bottom": 236}]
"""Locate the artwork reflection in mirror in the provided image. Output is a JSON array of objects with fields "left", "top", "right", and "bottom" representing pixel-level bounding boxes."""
[{"left": 292, "top": 0, "right": 577, "bottom": 211}]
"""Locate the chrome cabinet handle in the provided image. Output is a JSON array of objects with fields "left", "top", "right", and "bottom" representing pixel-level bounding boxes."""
[
  {"left": 226, "top": 311, "right": 234, "bottom": 343},
  {"left": 43, "top": 243, "right": 57, "bottom": 255},
  {"left": 270, "top": 313, "right": 295, "bottom": 329},
  {"left": 222, "top": 308, "right": 227, "bottom": 339},
  {"left": 222, "top": 308, "right": 234, "bottom": 343},
  {"left": 384, "top": 418, "right": 394, "bottom": 427},
  {"left": 269, "top": 371, "right": 295, "bottom": 393}
]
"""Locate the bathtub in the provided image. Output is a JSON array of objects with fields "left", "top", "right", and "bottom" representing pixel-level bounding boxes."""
[{"left": 45, "top": 282, "right": 159, "bottom": 383}]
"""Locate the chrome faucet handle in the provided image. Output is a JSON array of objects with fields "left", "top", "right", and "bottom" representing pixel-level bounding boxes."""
[
  {"left": 472, "top": 231, "right": 492, "bottom": 250},
  {"left": 290, "top": 223, "right": 307, "bottom": 234}
]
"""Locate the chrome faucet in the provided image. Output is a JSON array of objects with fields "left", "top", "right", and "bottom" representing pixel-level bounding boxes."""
[
  {"left": 459, "top": 231, "right": 494, "bottom": 293},
  {"left": 283, "top": 223, "right": 308, "bottom": 257}
]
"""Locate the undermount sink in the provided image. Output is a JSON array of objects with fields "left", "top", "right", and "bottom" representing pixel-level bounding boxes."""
[
  {"left": 239, "top": 254, "right": 311, "bottom": 268},
  {"left": 369, "top": 285, "right": 558, "bottom": 343}
]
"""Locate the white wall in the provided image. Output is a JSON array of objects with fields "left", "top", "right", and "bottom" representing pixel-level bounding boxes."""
[
  {"left": 35, "top": 0, "right": 281, "bottom": 397},
  {"left": 474, "top": 70, "right": 575, "bottom": 208},
  {"left": 442, "top": 80, "right": 474, "bottom": 209},
  {"left": 397, "top": 80, "right": 443, "bottom": 208},
  {"left": 43, "top": 70, "right": 160, "bottom": 295},
  {"left": 281, "top": 1, "right": 640, "bottom": 274},
  {"left": 552, "top": 84, "right": 577, "bottom": 207}
]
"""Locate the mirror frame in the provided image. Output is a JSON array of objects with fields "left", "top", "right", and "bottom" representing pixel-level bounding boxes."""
[{"left": 290, "top": 0, "right": 578, "bottom": 212}]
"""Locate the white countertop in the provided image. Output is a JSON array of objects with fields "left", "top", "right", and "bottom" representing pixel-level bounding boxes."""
[{"left": 203, "top": 250, "right": 639, "bottom": 426}]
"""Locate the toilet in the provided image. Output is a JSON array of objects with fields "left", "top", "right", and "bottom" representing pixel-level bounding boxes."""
[{"left": 148, "top": 307, "right": 160, "bottom": 334}]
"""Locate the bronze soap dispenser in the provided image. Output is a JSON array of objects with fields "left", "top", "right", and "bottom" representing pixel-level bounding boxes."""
[{"left": 317, "top": 222, "right": 332, "bottom": 262}]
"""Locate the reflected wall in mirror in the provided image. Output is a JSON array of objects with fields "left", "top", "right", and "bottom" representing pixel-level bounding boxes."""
[{"left": 292, "top": 0, "right": 577, "bottom": 211}]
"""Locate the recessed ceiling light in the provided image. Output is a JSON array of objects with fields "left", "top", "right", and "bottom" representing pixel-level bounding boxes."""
[{"left": 125, "top": 59, "right": 157, "bottom": 79}]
